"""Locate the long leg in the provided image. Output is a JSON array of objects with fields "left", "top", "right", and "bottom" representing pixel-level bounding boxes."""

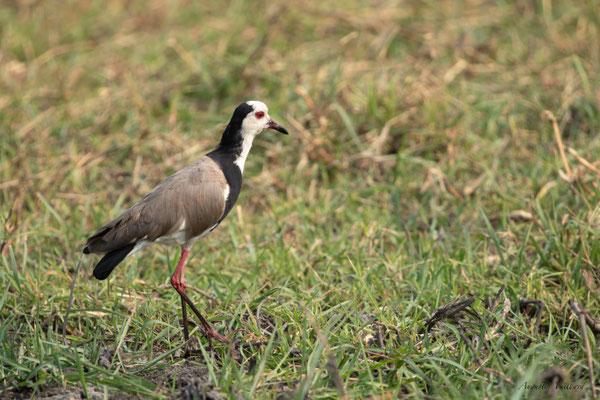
[
  {"left": 181, "top": 296, "right": 190, "bottom": 356},
  {"left": 172, "top": 248, "right": 191, "bottom": 355},
  {"left": 170, "top": 248, "right": 231, "bottom": 347},
  {"left": 178, "top": 253, "right": 190, "bottom": 344}
]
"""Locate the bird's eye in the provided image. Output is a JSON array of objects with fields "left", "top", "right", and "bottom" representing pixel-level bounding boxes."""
[{"left": 255, "top": 111, "right": 265, "bottom": 119}]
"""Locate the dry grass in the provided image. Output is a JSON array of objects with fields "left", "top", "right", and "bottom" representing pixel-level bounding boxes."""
[{"left": 1, "top": 0, "right": 600, "bottom": 398}]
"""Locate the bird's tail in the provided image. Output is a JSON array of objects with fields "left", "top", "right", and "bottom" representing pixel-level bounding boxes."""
[{"left": 93, "top": 243, "right": 136, "bottom": 280}]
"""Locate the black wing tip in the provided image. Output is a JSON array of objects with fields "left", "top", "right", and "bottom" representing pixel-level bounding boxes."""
[
  {"left": 92, "top": 243, "right": 136, "bottom": 281},
  {"left": 93, "top": 268, "right": 112, "bottom": 280}
]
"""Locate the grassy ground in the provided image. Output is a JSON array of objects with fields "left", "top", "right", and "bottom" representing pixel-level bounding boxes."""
[{"left": 1, "top": 0, "right": 600, "bottom": 398}]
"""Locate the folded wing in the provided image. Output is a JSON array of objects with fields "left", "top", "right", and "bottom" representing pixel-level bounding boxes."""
[{"left": 83, "top": 157, "right": 228, "bottom": 255}]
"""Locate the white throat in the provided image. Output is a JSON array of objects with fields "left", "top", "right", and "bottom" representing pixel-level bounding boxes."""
[
  {"left": 233, "top": 135, "right": 256, "bottom": 172},
  {"left": 232, "top": 100, "right": 269, "bottom": 173}
]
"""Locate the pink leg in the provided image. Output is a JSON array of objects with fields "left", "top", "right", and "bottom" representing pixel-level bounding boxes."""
[
  {"left": 170, "top": 248, "right": 231, "bottom": 352},
  {"left": 172, "top": 248, "right": 189, "bottom": 291}
]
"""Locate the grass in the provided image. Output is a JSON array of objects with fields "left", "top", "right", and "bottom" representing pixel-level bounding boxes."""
[{"left": 1, "top": 0, "right": 599, "bottom": 398}]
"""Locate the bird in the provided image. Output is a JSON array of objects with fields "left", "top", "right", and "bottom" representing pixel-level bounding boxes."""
[{"left": 83, "top": 100, "right": 288, "bottom": 351}]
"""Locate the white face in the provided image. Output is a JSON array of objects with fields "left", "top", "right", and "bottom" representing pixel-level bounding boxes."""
[{"left": 241, "top": 100, "right": 270, "bottom": 138}]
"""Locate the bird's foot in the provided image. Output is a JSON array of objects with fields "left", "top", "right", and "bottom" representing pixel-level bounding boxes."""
[
  {"left": 205, "top": 327, "right": 231, "bottom": 344},
  {"left": 181, "top": 332, "right": 230, "bottom": 359}
]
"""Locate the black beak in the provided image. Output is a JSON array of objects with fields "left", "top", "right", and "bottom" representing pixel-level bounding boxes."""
[{"left": 267, "top": 119, "right": 289, "bottom": 135}]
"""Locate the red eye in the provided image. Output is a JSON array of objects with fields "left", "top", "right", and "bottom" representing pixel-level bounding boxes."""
[{"left": 255, "top": 111, "right": 265, "bottom": 119}]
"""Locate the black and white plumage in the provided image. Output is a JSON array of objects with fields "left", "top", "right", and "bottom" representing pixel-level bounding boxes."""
[{"left": 83, "top": 100, "right": 288, "bottom": 350}]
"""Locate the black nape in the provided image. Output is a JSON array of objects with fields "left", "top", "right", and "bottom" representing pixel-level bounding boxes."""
[{"left": 218, "top": 102, "right": 254, "bottom": 151}]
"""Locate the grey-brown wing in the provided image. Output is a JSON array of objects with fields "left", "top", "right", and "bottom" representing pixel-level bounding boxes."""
[{"left": 84, "top": 157, "right": 227, "bottom": 254}]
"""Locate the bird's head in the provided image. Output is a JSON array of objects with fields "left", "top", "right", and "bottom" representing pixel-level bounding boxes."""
[
  {"left": 220, "top": 101, "right": 288, "bottom": 151},
  {"left": 242, "top": 101, "right": 289, "bottom": 137}
]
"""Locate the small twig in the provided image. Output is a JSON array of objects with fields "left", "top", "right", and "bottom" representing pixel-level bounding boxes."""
[
  {"left": 568, "top": 147, "right": 600, "bottom": 179},
  {"left": 63, "top": 255, "right": 83, "bottom": 345},
  {"left": 422, "top": 296, "right": 476, "bottom": 333},
  {"left": 571, "top": 302, "right": 597, "bottom": 399},
  {"left": 544, "top": 110, "right": 572, "bottom": 177},
  {"left": 371, "top": 113, "right": 406, "bottom": 156}
]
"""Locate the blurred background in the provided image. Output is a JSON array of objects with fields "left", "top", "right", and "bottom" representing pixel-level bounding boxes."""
[{"left": 1, "top": 0, "right": 599, "bottom": 398}]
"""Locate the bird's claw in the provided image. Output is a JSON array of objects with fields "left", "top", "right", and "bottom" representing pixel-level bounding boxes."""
[{"left": 206, "top": 328, "right": 231, "bottom": 344}]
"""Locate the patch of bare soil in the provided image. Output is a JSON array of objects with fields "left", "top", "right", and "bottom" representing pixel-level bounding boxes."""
[
  {"left": 0, "top": 359, "right": 225, "bottom": 400},
  {"left": 141, "top": 360, "right": 224, "bottom": 399},
  {"left": 0, "top": 386, "right": 104, "bottom": 400}
]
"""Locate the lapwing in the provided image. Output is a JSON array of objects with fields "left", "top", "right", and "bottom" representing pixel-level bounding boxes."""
[{"left": 83, "top": 101, "right": 288, "bottom": 350}]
